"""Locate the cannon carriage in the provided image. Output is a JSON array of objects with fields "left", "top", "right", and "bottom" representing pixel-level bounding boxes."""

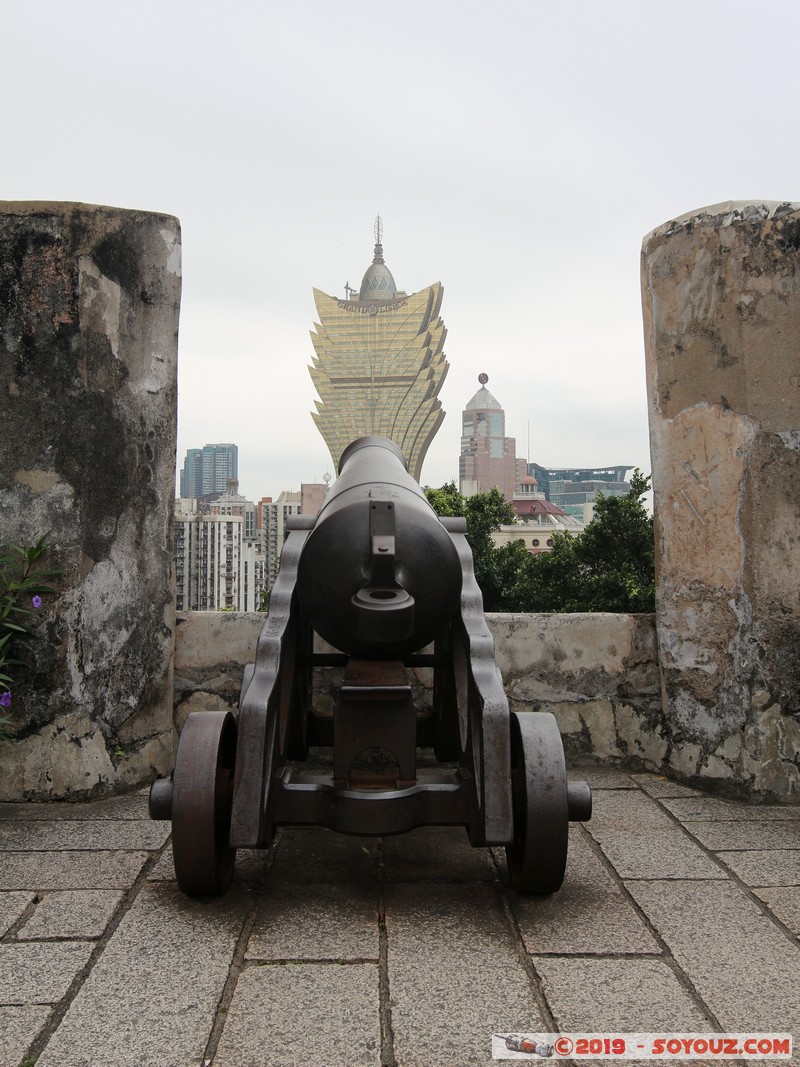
[{"left": 150, "top": 436, "right": 591, "bottom": 895}]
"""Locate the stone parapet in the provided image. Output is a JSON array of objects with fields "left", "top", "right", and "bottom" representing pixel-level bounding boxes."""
[
  {"left": 491, "top": 613, "right": 663, "bottom": 768},
  {"left": 0, "top": 202, "right": 180, "bottom": 800},
  {"left": 642, "top": 201, "right": 800, "bottom": 800},
  {"left": 172, "top": 610, "right": 664, "bottom": 772}
]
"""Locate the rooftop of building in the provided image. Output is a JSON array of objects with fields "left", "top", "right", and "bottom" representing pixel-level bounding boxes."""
[
  {"left": 215, "top": 478, "right": 249, "bottom": 503},
  {"left": 531, "top": 463, "right": 634, "bottom": 481},
  {"left": 512, "top": 496, "right": 582, "bottom": 523},
  {"left": 465, "top": 384, "right": 503, "bottom": 410}
]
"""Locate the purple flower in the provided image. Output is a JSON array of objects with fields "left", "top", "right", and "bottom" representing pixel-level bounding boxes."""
[
  {"left": 0, "top": 692, "right": 10, "bottom": 708},
  {"left": 32, "top": 595, "right": 42, "bottom": 609}
]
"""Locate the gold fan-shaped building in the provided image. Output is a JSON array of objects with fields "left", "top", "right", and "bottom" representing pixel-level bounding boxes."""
[{"left": 309, "top": 220, "right": 448, "bottom": 482}]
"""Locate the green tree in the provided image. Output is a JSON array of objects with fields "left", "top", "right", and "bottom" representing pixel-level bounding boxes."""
[
  {"left": 425, "top": 472, "right": 655, "bottom": 614},
  {"left": 425, "top": 482, "right": 523, "bottom": 611},
  {"left": 424, "top": 481, "right": 464, "bottom": 518},
  {"left": 525, "top": 470, "right": 655, "bottom": 613}
]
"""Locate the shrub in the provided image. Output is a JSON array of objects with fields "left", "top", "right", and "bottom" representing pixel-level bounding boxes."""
[{"left": 0, "top": 537, "right": 59, "bottom": 733}]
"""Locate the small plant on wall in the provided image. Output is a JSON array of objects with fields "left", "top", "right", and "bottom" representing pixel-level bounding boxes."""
[{"left": 0, "top": 536, "right": 59, "bottom": 735}]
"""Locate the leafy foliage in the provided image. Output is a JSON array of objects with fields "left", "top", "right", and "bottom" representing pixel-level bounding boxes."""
[
  {"left": 0, "top": 537, "right": 59, "bottom": 731},
  {"left": 426, "top": 473, "right": 655, "bottom": 614},
  {"left": 425, "top": 482, "right": 518, "bottom": 611},
  {"left": 525, "top": 470, "right": 655, "bottom": 613}
]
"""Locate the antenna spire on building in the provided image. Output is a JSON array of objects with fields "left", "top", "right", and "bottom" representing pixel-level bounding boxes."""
[{"left": 372, "top": 215, "right": 385, "bottom": 264}]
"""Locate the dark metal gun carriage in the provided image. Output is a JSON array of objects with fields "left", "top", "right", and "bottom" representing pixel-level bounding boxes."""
[{"left": 150, "top": 436, "right": 591, "bottom": 895}]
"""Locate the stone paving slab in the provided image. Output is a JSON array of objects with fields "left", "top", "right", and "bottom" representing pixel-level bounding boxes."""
[
  {"left": 36, "top": 883, "right": 251, "bottom": 1067},
  {"left": 754, "top": 887, "right": 800, "bottom": 937},
  {"left": 0, "top": 819, "right": 170, "bottom": 851},
  {"left": 143, "top": 844, "right": 175, "bottom": 881},
  {"left": 568, "top": 767, "right": 638, "bottom": 789},
  {"left": 0, "top": 850, "right": 151, "bottom": 890},
  {"left": 246, "top": 881, "right": 379, "bottom": 960},
  {"left": 214, "top": 962, "right": 381, "bottom": 1067},
  {"left": 0, "top": 940, "right": 94, "bottom": 1004},
  {"left": 386, "top": 882, "right": 541, "bottom": 1066},
  {"left": 663, "top": 796, "right": 800, "bottom": 821},
  {"left": 0, "top": 1005, "right": 51, "bottom": 1067},
  {"left": 0, "top": 794, "right": 151, "bottom": 821},
  {"left": 502, "top": 829, "right": 661, "bottom": 955},
  {"left": 585, "top": 789, "right": 724, "bottom": 879},
  {"left": 630, "top": 774, "right": 703, "bottom": 798},
  {"left": 716, "top": 849, "right": 800, "bottom": 887},
  {"left": 148, "top": 841, "right": 270, "bottom": 883},
  {"left": 270, "top": 826, "right": 383, "bottom": 883},
  {"left": 17, "top": 889, "right": 125, "bottom": 940},
  {"left": 534, "top": 957, "right": 713, "bottom": 1030},
  {"left": 0, "top": 889, "right": 35, "bottom": 934},
  {"left": 382, "top": 825, "right": 496, "bottom": 882},
  {"left": 684, "top": 820, "right": 800, "bottom": 851},
  {"left": 626, "top": 880, "right": 800, "bottom": 1033}
]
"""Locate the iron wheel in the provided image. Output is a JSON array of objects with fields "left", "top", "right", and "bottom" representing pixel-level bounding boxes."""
[
  {"left": 172, "top": 710, "right": 237, "bottom": 895},
  {"left": 505, "top": 711, "right": 569, "bottom": 894}
]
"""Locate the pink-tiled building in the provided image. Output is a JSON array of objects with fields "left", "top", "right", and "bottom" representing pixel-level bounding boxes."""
[{"left": 459, "top": 375, "right": 527, "bottom": 501}]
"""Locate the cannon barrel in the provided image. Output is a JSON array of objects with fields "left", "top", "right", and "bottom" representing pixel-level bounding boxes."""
[{"left": 296, "top": 436, "right": 462, "bottom": 659}]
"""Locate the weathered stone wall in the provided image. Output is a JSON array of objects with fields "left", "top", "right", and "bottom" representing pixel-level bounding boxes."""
[
  {"left": 173, "top": 610, "right": 664, "bottom": 771},
  {"left": 0, "top": 202, "right": 180, "bottom": 800},
  {"left": 642, "top": 201, "right": 800, "bottom": 800},
  {"left": 492, "top": 613, "right": 663, "bottom": 767}
]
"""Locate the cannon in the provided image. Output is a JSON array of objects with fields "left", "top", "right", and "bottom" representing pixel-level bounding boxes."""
[{"left": 150, "top": 436, "right": 591, "bottom": 895}]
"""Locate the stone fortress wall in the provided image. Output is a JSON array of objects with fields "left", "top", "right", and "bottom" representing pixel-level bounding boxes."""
[
  {"left": 643, "top": 202, "right": 800, "bottom": 800},
  {"left": 1, "top": 200, "right": 798, "bottom": 801},
  {"left": 0, "top": 202, "right": 179, "bottom": 801}
]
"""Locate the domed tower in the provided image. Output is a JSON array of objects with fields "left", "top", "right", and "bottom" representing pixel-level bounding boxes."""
[
  {"left": 459, "top": 373, "right": 527, "bottom": 501},
  {"left": 308, "top": 217, "right": 448, "bottom": 482},
  {"left": 358, "top": 224, "right": 397, "bottom": 301}
]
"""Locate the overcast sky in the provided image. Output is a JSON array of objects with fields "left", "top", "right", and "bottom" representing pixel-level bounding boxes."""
[{"left": 4, "top": 0, "right": 799, "bottom": 500}]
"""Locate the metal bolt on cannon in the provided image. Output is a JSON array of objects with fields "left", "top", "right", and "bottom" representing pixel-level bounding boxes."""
[{"left": 149, "top": 436, "right": 592, "bottom": 895}]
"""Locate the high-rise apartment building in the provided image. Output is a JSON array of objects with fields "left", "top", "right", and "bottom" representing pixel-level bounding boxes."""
[
  {"left": 179, "top": 443, "right": 238, "bottom": 498},
  {"left": 309, "top": 218, "right": 448, "bottom": 481},
  {"left": 174, "top": 479, "right": 265, "bottom": 612},
  {"left": 179, "top": 449, "right": 203, "bottom": 499},
  {"left": 459, "top": 375, "right": 527, "bottom": 501},
  {"left": 258, "top": 491, "right": 302, "bottom": 589},
  {"left": 300, "top": 480, "right": 329, "bottom": 516},
  {"left": 208, "top": 477, "right": 258, "bottom": 539}
]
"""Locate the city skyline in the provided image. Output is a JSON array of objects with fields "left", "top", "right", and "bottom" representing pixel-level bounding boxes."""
[
  {"left": 175, "top": 361, "right": 640, "bottom": 503},
  {"left": 8, "top": 3, "right": 797, "bottom": 504}
]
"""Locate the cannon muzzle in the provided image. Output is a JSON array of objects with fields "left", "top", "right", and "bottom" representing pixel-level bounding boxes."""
[{"left": 296, "top": 436, "right": 462, "bottom": 658}]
